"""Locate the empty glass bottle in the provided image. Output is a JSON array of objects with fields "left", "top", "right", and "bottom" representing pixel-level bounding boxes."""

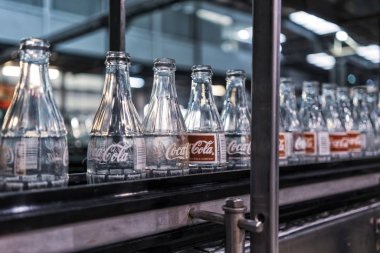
[
  {"left": 221, "top": 69, "right": 251, "bottom": 169},
  {"left": 321, "top": 84, "right": 349, "bottom": 159},
  {"left": 299, "top": 81, "right": 330, "bottom": 162},
  {"left": 185, "top": 65, "right": 227, "bottom": 173},
  {"left": 279, "top": 78, "right": 305, "bottom": 164},
  {"left": 143, "top": 58, "right": 189, "bottom": 177},
  {"left": 0, "top": 38, "right": 68, "bottom": 191},
  {"left": 367, "top": 86, "right": 380, "bottom": 155},
  {"left": 352, "top": 86, "right": 377, "bottom": 156},
  {"left": 336, "top": 86, "right": 363, "bottom": 157},
  {"left": 87, "top": 52, "right": 146, "bottom": 183}
]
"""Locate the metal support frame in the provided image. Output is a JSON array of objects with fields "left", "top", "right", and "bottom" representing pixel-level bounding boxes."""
[
  {"left": 189, "top": 197, "right": 263, "bottom": 253},
  {"left": 251, "top": 0, "right": 281, "bottom": 252},
  {"left": 109, "top": 0, "right": 126, "bottom": 51}
]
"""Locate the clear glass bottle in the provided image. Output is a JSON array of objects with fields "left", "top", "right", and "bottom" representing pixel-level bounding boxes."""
[
  {"left": 87, "top": 52, "right": 146, "bottom": 183},
  {"left": 0, "top": 38, "right": 68, "bottom": 191},
  {"left": 299, "top": 81, "right": 330, "bottom": 162},
  {"left": 352, "top": 86, "right": 377, "bottom": 156},
  {"left": 279, "top": 78, "right": 305, "bottom": 164},
  {"left": 220, "top": 69, "right": 250, "bottom": 170},
  {"left": 143, "top": 58, "right": 189, "bottom": 177},
  {"left": 185, "top": 65, "right": 227, "bottom": 173},
  {"left": 321, "top": 84, "right": 349, "bottom": 160},
  {"left": 367, "top": 86, "right": 380, "bottom": 155},
  {"left": 336, "top": 86, "right": 363, "bottom": 158}
]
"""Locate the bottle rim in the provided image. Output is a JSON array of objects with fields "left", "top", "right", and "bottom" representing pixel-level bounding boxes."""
[
  {"left": 20, "top": 37, "right": 50, "bottom": 51},
  {"left": 191, "top": 65, "right": 213, "bottom": 75},
  {"left": 153, "top": 57, "right": 176, "bottom": 70},
  {"left": 351, "top": 85, "right": 367, "bottom": 92},
  {"left": 280, "top": 77, "right": 293, "bottom": 83},
  {"left": 105, "top": 51, "right": 131, "bottom": 64},
  {"left": 226, "top": 69, "right": 246, "bottom": 77},
  {"left": 322, "top": 83, "right": 337, "bottom": 90}
]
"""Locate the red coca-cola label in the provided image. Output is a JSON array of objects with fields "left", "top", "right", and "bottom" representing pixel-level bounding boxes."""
[
  {"left": 347, "top": 131, "right": 361, "bottom": 152},
  {"left": 188, "top": 134, "right": 217, "bottom": 163},
  {"left": 292, "top": 132, "right": 306, "bottom": 154},
  {"left": 329, "top": 132, "right": 349, "bottom": 154},
  {"left": 278, "top": 133, "right": 286, "bottom": 159},
  {"left": 304, "top": 132, "right": 316, "bottom": 155}
]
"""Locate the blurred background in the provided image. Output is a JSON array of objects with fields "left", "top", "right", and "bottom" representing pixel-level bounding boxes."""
[{"left": 0, "top": 0, "right": 378, "bottom": 169}]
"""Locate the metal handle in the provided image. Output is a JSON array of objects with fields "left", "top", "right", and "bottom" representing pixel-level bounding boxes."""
[{"left": 188, "top": 197, "right": 263, "bottom": 253}]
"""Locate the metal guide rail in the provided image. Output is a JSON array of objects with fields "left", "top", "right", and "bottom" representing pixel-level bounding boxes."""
[{"left": 0, "top": 158, "right": 378, "bottom": 252}]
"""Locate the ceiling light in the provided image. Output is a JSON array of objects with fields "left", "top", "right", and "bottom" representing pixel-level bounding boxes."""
[
  {"left": 335, "top": 31, "right": 348, "bottom": 42},
  {"left": 306, "top": 52, "right": 336, "bottom": 70},
  {"left": 356, "top": 44, "right": 380, "bottom": 64},
  {"left": 130, "top": 77, "right": 145, "bottom": 88},
  {"left": 211, "top": 85, "right": 226, "bottom": 96},
  {"left": 196, "top": 9, "right": 233, "bottom": 26},
  {"left": 289, "top": 11, "right": 340, "bottom": 35},
  {"left": 237, "top": 29, "right": 251, "bottom": 40},
  {"left": 280, "top": 33, "right": 287, "bottom": 43}
]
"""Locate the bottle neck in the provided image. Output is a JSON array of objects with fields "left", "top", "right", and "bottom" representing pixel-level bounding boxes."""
[
  {"left": 151, "top": 69, "right": 177, "bottom": 98},
  {"left": 225, "top": 76, "right": 248, "bottom": 107},
  {"left": 19, "top": 57, "right": 50, "bottom": 91},
  {"left": 103, "top": 63, "right": 131, "bottom": 98},
  {"left": 191, "top": 72, "right": 214, "bottom": 103}
]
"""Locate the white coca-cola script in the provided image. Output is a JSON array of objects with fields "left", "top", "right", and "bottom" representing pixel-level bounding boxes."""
[
  {"left": 190, "top": 140, "right": 214, "bottom": 155},
  {"left": 165, "top": 143, "right": 189, "bottom": 160},
  {"left": 227, "top": 140, "right": 251, "bottom": 155},
  {"left": 90, "top": 143, "right": 133, "bottom": 163}
]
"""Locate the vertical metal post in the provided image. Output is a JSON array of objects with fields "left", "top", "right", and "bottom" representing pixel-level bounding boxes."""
[
  {"left": 251, "top": 0, "right": 281, "bottom": 252},
  {"left": 109, "top": 0, "right": 125, "bottom": 51},
  {"left": 223, "top": 198, "right": 247, "bottom": 253}
]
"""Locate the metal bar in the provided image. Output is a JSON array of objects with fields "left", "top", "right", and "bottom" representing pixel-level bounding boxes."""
[
  {"left": 109, "top": 0, "right": 126, "bottom": 51},
  {"left": 251, "top": 0, "right": 281, "bottom": 252},
  {"left": 188, "top": 208, "right": 225, "bottom": 225}
]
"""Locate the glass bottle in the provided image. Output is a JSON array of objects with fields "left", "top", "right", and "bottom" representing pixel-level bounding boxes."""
[
  {"left": 143, "top": 58, "right": 189, "bottom": 177},
  {"left": 0, "top": 38, "right": 68, "bottom": 191},
  {"left": 185, "top": 65, "right": 227, "bottom": 173},
  {"left": 87, "top": 52, "right": 146, "bottom": 183},
  {"left": 336, "top": 86, "right": 362, "bottom": 157},
  {"left": 299, "top": 81, "right": 330, "bottom": 162},
  {"left": 367, "top": 86, "right": 380, "bottom": 155},
  {"left": 220, "top": 69, "right": 250, "bottom": 170},
  {"left": 321, "top": 83, "right": 349, "bottom": 159},
  {"left": 351, "top": 86, "right": 377, "bottom": 157},
  {"left": 279, "top": 78, "right": 305, "bottom": 164}
]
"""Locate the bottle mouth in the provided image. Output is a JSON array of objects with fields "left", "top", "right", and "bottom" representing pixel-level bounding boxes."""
[
  {"left": 105, "top": 51, "right": 131, "bottom": 65},
  {"left": 20, "top": 38, "right": 50, "bottom": 51},
  {"left": 322, "top": 83, "right": 337, "bottom": 90},
  {"left": 153, "top": 58, "right": 176, "bottom": 70},
  {"left": 226, "top": 69, "right": 245, "bottom": 78},
  {"left": 191, "top": 65, "right": 212, "bottom": 75}
]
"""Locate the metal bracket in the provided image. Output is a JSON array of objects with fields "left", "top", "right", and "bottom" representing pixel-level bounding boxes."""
[{"left": 189, "top": 197, "right": 263, "bottom": 253}]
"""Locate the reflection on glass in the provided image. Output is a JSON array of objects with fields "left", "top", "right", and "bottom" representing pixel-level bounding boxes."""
[{"left": 0, "top": 38, "right": 68, "bottom": 192}]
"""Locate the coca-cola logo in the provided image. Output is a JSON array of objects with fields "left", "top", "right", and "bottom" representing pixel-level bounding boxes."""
[
  {"left": 165, "top": 143, "right": 190, "bottom": 160},
  {"left": 191, "top": 140, "right": 214, "bottom": 155},
  {"left": 46, "top": 143, "right": 67, "bottom": 164},
  {"left": 293, "top": 133, "right": 306, "bottom": 153},
  {"left": 227, "top": 140, "right": 251, "bottom": 155},
  {"left": 90, "top": 142, "right": 133, "bottom": 163},
  {"left": 304, "top": 133, "right": 316, "bottom": 154},
  {"left": 278, "top": 134, "right": 286, "bottom": 158},
  {"left": 329, "top": 133, "right": 349, "bottom": 152},
  {"left": 188, "top": 134, "right": 217, "bottom": 162},
  {"left": 347, "top": 131, "right": 362, "bottom": 151}
]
